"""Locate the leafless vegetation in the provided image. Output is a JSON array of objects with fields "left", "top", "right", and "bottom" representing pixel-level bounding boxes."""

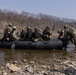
[{"left": 0, "top": 9, "right": 76, "bottom": 32}]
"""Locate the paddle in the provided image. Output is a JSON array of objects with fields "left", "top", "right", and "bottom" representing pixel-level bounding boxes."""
[
  {"left": 52, "top": 25, "right": 55, "bottom": 31},
  {"left": 11, "top": 43, "right": 15, "bottom": 49}
]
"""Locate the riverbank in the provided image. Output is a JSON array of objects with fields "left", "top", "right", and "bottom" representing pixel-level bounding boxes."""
[{"left": 0, "top": 50, "right": 76, "bottom": 75}]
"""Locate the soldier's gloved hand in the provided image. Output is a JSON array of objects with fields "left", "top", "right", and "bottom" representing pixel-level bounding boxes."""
[{"left": 6, "top": 38, "right": 9, "bottom": 41}]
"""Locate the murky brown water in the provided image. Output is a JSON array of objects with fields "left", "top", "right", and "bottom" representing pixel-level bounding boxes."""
[{"left": 0, "top": 44, "right": 75, "bottom": 65}]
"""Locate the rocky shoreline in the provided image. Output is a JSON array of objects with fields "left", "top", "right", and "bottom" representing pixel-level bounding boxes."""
[{"left": 0, "top": 53, "right": 76, "bottom": 75}]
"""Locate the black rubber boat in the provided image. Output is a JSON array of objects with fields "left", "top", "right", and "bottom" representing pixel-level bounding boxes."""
[{"left": 0, "top": 38, "right": 68, "bottom": 50}]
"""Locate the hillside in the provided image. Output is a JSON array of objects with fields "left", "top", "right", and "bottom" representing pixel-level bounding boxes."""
[{"left": 0, "top": 9, "right": 76, "bottom": 32}]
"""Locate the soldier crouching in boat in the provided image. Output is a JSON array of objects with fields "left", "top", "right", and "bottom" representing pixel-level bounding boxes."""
[
  {"left": 10, "top": 26, "right": 19, "bottom": 41},
  {"left": 26, "top": 26, "right": 33, "bottom": 41},
  {"left": 2, "top": 23, "right": 12, "bottom": 41},
  {"left": 42, "top": 26, "right": 52, "bottom": 41},
  {"left": 32, "top": 27, "right": 42, "bottom": 42},
  {"left": 20, "top": 28, "right": 26, "bottom": 40}
]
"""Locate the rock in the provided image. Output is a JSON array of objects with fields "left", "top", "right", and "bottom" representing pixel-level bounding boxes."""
[
  {"left": 13, "top": 61, "right": 18, "bottom": 64},
  {"left": 64, "top": 67, "right": 76, "bottom": 75},
  {"left": 23, "top": 59, "right": 27, "bottom": 63},
  {"left": 47, "top": 66, "right": 50, "bottom": 69},
  {"left": 53, "top": 59, "right": 61, "bottom": 63},
  {"left": 61, "top": 60, "right": 70, "bottom": 65},
  {"left": 29, "top": 61, "right": 35, "bottom": 64},
  {"left": 26, "top": 66, "right": 34, "bottom": 74},
  {"left": 65, "top": 57, "right": 70, "bottom": 60},
  {"left": 0, "top": 71, "right": 2, "bottom": 75},
  {"left": 54, "top": 72, "right": 65, "bottom": 75},
  {"left": 6, "top": 63, "right": 10, "bottom": 67},
  {"left": 53, "top": 64, "right": 59, "bottom": 69},
  {"left": 36, "top": 73, "right": 44, "bottom": 75},
  {"left": 3, "top": 72, "right": 8, "bottom": 75},
  {"left": 65, "top": 64, "right": 74, "bottom": 68},
  {"left": 43, "top": 65, "right": 46, "bottom": 69},
  {"left": 71, "top": 61, "right": 76, "bottom": 67},
  {"left": 42, "top": 71, "right": 48, "bottom": 75},
  {"left": 6, "top": 64, "right": 20, "bottom": 72}
]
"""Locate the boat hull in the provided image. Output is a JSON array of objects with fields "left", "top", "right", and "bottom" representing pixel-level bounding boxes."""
[{"left": 0, "top": 38, "right": 68, "bottom": 50}]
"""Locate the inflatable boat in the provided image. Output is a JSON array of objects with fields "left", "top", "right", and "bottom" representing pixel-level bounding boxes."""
[{"left": 0, "top": 38, "right": 68, "bottom": 50}]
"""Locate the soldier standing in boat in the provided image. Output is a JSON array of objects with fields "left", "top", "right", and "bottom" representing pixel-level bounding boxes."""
[
  {"left": 3, "top": 23, "right": 12, "bottom": 41},
  {"left": 32, "top": 27, "right": 42, "bottom": 42},
  {"left": 26, "top": 26, "right": 33, "bottom": 41},
  {"left": 42, "top": 26, "right": 52, "bottom": 41}
]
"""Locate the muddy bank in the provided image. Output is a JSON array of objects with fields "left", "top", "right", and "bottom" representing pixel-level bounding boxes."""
[{"left": 0, "top": 50, "right": 76, "bottom": 75}]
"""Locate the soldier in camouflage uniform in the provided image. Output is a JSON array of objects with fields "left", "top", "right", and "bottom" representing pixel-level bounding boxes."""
[
  {"left": 3, "top": 23, "right": 12, "bottom": 41},
  {"left": 26, "top": 26, "right": 33, "bottom": 41},
  {"left": 10, "top": 26, "right": 19, "bottom": 41},
  {"left": 32, "top": 27, "right": 42, "bottom": 42},
  {"left": 68, "top": 26, "right": 76, "bottom": 45},
  {"left": 20, "top": 28, "right": 26, "bottom": 40},
  {"left": 42, "top": 26, "right": 52, "bottom": 41},
  {"left": 63, "top": 25, "right": 70, "bottom": 39},
  {"left": 72, "top": 30, "right": 76, "bottom": 45},
  {"left": 63, "top": 25, "right": 76, "bottom": 45}
]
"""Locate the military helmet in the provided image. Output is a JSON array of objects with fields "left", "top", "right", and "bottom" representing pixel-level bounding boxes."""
[
  {"left": 35, "top": 27, "right": 38, "bottom": 30},
  {"left": 58, "top": 29, "right": 61, "bottom": 33},
  {"left": 46, "top": 26, "right": 50, "bottom": 29},
  {"left": 13, "top": 26, "right": 16, "bottom": 30},
  {"left": 58, "top": 29, "right": 64, "bottom": 33},
  {"left": 27, "top": 26, "right": 30, "bottom": 29},
  {"left": 8, "top": 23, "right": 12, "bottom": 27},
  {"left": 64, "top": 25, "right": 68, "bottom": 28}
]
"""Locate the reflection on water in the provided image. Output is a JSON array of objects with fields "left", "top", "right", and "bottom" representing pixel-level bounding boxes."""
[{"left": 0, "top": 44, "right": 75, "bottom": 64}]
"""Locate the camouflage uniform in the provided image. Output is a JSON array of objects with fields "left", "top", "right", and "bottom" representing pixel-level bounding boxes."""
[
  {"left": 63, "top": 25, "right": 71, "bottom": 39},
  {"left": 26, "top": 26, "right": 33, "bottom": 41},
  {"left": 20, "top": 29, "right": 26, "bottom": 40},
  {"left": 63, "top": 25, "right": 76, "bottom": 45},
  {"left": 3, "top": 23, "right": 12, "bottom": 41},
  {"left": 72, "top": 30, "right": 76, "bottom": 45},
  {"left": 10, "top": 26, "right": 19, "bottom": 41},
  {"left": 69, "top": 29, "right": 76, "bottom": 44},
  {"left": 43, "top": 26, "right": 52, "bottom": 41},
  {"left": 32, "top": 27, "right": 42, "bottom": 42}
]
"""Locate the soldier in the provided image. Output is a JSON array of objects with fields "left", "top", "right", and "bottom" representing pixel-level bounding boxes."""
[
  {"left": 32, "top": 27, "right": 42, "bottom": 42},
  {"left": 63, "top": 25, "right": 70, "bottom": 39},
  {"left": 3, "top": 23, "right": 12, "bottom": 41},
  {"left": 26, "top": 26, "right": 33, "bottom": 41},
  {"left": 10, "top": 26, "right": 19, "bottom": 41},
  {"left": 58, "top": 29, "right": 64, "bottom": 39},
  {"left": 68, "top": 26, "right": 76, "bottom": 44},
  {"left": 20, "top": 28, "right": 26, "bottom": 40},
  {"left": 63, "top": 25, "right": 76, "bottom": 45},
  {"left": 42, "top": 26, "right": 52, "bottom": 41},
  {"left": 72, "top": 30, "right": 76, "bottom": 45}
]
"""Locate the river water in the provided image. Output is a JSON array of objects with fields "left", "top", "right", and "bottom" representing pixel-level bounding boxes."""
[{"left": 0, "top": 44, "right": 75, "bottom": 65}]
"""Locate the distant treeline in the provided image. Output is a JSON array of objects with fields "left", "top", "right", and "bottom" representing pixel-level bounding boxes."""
[{"left": 0, "top": 9, "right": 76, "bottom": 31}]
